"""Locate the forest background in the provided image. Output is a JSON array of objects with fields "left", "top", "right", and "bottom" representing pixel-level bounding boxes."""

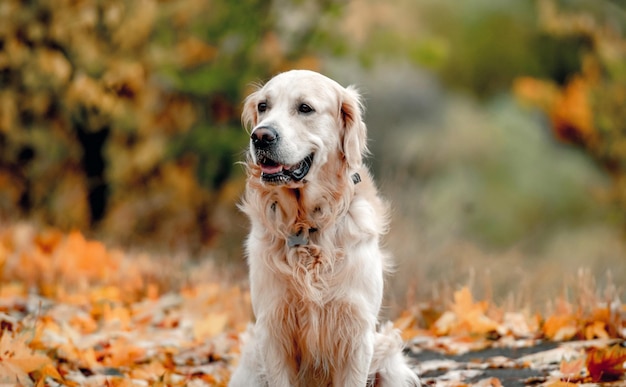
[{"left": 1, "top": 0, "right": 626, "bottom": 310}]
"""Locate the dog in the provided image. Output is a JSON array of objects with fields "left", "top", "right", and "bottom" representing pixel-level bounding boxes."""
[{"left": 230, "top": 70, "right": 420, "bottom": 387}]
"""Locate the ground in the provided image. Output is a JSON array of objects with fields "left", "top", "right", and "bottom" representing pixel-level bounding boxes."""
[{"left": 0, "top": 225, "right": 624, "bottom": 386}]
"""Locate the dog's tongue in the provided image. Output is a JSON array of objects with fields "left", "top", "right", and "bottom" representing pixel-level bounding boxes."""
[{"left": 261, "top": 164, "right": 284, "bottom": 175}]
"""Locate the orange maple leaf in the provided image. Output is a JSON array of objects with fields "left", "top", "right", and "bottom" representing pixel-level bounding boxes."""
[
  {"left": 56, "top": 230, "right": 119, "bottom": 284},
  {"left": 452, "top": 287, "right": 499, "bottom": 335},
  {"left": 550, "top": 76, "right": 596, "bottom": 145},
  {"left": 542, "top": 314, "right": 578, "bottom": 341},
  {"left": 584, "top": 320, "right": 609, "bottom": 340},
  {"left": 586, "top": 345, "right": 626, "bottom": 382}
]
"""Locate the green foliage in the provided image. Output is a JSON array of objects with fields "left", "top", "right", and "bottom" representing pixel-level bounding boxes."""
[
  {"left": 169, "top": 125, "right": 246, "bottom": 189},
  {"left": 347, "top": 0, "right": 626, "bottom": 244},
  {"left": 2, "top": 0, "right": 624, "bottom": 251},
  {"left": 347, "top": 0, "right": 608, "bottom": 99},
  {"left": 0, "top": 0, "right": 345, "bottom": 251},
  {"left": 432, "top": 1, "right": 544, "bottom": 96},
  {"left": 398, "top": 96, "right": 610, "bottom": 249}
]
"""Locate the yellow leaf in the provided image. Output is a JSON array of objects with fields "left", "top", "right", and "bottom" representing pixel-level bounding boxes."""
[
  {"left": 447, "top": 287, "right": 499, "bottom": 335},
  {"left": 0, "top": 332, "right": 52, "bottom": 385},
  {"left": 194, "top": 313, "right": 229, "bottom": 339},
  {"left": 34, "top": 363, "right": 63, "bottom": 383},
  {"left": 37, "top": 48, "right": 72, "bottom": 86},
  {"left": 394, "top": 312, "right": 420, "bottom": 341},
  {"left": 585, "top": 320, "right": 609, "bottom": 340},
  {"left": 551, "top": 76, "right": 595, "bottom": 144},
  {"left": 543, "top": 314, "right": 578, "bottom": 341},
  {"left": 433, "top": 310, "right": 457, "bottom": 336},
  {"left": 104, "top": 338, "right": 147, "bottom": 367},
  {"left": 393, "top": 311, "right": 416, "bottom": 331}
]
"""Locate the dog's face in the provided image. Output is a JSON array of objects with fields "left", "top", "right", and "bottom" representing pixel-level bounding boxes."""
[{"left": 242, "top": 70, "right": 367, "bottom": 187}]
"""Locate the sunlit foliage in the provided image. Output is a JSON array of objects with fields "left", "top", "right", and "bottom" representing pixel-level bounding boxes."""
[{"left": 0, "top": 0, "right": 343, "bottom": 250}]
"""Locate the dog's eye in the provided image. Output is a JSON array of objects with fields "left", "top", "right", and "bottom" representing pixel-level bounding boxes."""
[
  {"left": 298, "top": 104, "right": 314, "bottom": 114},
  {"left": 258, "top": 102, "right": 268, "bottom": 113}
]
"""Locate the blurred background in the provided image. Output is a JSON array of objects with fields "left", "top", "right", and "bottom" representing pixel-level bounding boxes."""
[{"left": 1, "top": 0, "right": 625, "bottom": 308}]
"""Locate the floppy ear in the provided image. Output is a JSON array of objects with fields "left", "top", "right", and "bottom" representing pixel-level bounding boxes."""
[
  {"left": 241, "top": 89, "right": 260, "bottom": 133},
  {"left": 341, "top": 86, "right": 368, "bottom": 170}
]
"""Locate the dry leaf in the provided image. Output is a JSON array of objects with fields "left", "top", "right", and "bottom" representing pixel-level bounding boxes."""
[
  {"left": 1, "top": 224, "right": 625, "bottom": 385},
  {"left": 194, "top": 313, "right": 229, "bottom": 340},
  {"left": 434, "top": 287, "right": 500, "bottom": 336},
  {"left": 543, "top": 314, "right": 578, "bottom": 341},
  {"left": 559, "top": 356, "right": 585, "bottom": 379},
  {"left": 473, "top": 377, "right": 503, "bottom": 387},
  {"left": 586, "top": 345, "right": 626, "bottom": 382},
  {"left": 33, "top": 363, "right": 63, "bottom": 384},
  {"left": 0, "top": 332, "right": 52, "bottom": 386},
  {"left": 585, "top": 320, "right": 609, "bottom": 340},
  {"left": 543, "top": 381, "right": 579, "bottom": 387},
  {"left": 550, "top": 76, "right": 596, "bottom": 144},
  {"left": 394, "top": 311, "right": 421, "bottom": 341}
]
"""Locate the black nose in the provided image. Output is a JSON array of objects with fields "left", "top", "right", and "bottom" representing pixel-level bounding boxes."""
[{"left": 251, "top": 126, "right": 278, "bottom": 149}]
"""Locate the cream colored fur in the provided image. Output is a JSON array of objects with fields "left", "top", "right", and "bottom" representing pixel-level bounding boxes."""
[{"left": 230, "top": 70, "right": 420, "bottom": 387}]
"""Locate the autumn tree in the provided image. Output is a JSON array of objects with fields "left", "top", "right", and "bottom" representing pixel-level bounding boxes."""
[
  {"left": 515, "top": 0, "right": 626, "bottom": 224},
  {"left": 0, "top": 0, "right": 343, "bottom": 251}
]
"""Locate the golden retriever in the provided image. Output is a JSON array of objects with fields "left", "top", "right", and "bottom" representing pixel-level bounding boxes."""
[{"left": 230, "top": 70, "right": 420, "bottom": 387}]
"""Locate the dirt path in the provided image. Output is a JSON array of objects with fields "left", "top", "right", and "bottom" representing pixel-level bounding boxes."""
[{"left": 409, "top": 337, "right": 626, "bottom": 386}]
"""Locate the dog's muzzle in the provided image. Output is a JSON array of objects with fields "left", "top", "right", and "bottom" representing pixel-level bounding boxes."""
[
  {"left": 256, "top": 153, "right": 314, "bottom": 185},
  {"left": 251, "top": 126, "right": 313, "bottom": 185}
]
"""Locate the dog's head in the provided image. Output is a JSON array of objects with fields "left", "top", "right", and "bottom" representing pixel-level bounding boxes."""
[{"left": 242, "top": 70, "right": 367, "bottom": 187}]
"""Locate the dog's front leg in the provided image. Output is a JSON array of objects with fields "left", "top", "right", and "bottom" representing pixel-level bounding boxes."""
[
  {"left": 333, "top": 331, "right": 375, "bottom": 386},
  {"left": 261, "top": 342, "right": 294, "bottom": 386},
  {"left": 230, "top": 324, "right": 271, "bottom": 387},
  {"left": 256, "top": 319, "right": 296, "bottom": 387}
]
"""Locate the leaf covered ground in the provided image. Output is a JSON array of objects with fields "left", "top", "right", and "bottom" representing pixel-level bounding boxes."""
[{"left": 0, "top": 224, "right": 624, "bottom": 386}]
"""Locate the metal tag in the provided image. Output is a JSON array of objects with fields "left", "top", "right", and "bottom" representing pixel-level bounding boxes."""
[{"left": 287, "top": 231, "right": 308, "bottom": 248}]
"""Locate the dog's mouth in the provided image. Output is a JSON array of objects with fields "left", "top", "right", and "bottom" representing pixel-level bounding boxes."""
[{"left": 258, "top": 154, "right": 314, "bottom": 184}]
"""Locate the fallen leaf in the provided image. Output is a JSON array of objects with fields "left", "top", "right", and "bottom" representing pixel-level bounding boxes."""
[
  {"left": 394, "top": 311, "right": 421, "bottom": 341},
  {"left": 585, "top": 320, "right": 609, "bottom": 340},
  {"left": 194, "top": 312, "right": 229, "bottom": 340},
  {"left": 518, "top": 346, "right": 582, "bottom": 370},
  {"left": 543, "top": 314, "right": 578, "bottom": 341},
  {"left": 559, "top": 356, "right": 585, "bottom": 380},
  {"left": 435, "top": 287, "right": 500, "bottom": 336},
  {"left": 586, "top": 344, "right": 626, "bottom": 382},
  {"left": 473, "top": 377, "right": 503, "bottom": 387},
  {"left": 543, "top": 381, "right": 579, "bottom": 387},
  {"left": 0, "top": 331, "right": 52, "bottom": 386},
  {"left": 32, "top": 363, "right": 63, "bottom": 384}
]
